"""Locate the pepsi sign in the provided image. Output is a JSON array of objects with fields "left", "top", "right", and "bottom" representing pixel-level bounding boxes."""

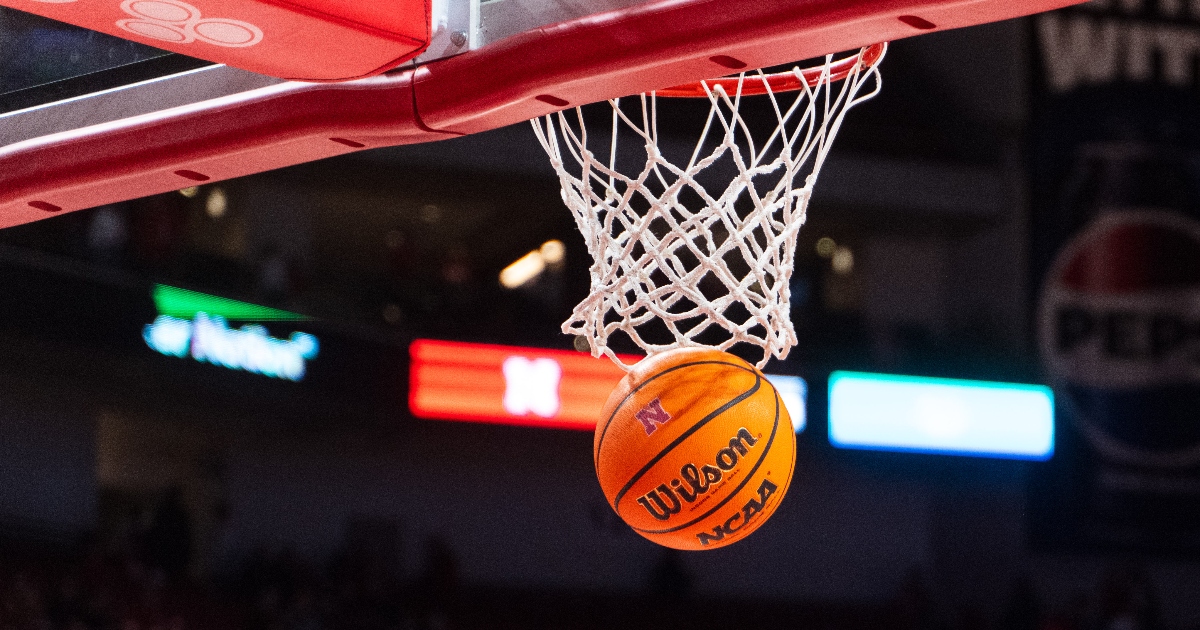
[
  {"left": 1029, "top": 0, "right": 1200, "bottom": 549},
  {"left": 1039, "top": 209, "right": 1200, "bottom": 468}
]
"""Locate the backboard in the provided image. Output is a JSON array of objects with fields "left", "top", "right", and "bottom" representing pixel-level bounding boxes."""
[
  {"left": 0, "top": 0, "right": 431, "bottom": 80},
  {"left": 1, "top": 0, "right": 1084, "bottom": 229}
]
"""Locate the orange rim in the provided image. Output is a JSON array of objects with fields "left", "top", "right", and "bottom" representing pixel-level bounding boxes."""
[{"left": 655, "top": 42, "right": 886, "bottom": 98}]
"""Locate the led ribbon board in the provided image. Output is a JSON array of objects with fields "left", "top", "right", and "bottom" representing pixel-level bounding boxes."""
[
  {"left": 828, "top": 372, "right": 1054, "bottom": 459},
  {"left": 409, "top": 339, "right": 806, "bottom": 431},
  {"left": 143, "top": 284, "right": 318, "bottom": 381}
]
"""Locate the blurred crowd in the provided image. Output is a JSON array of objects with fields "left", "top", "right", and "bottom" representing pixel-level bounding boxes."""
[
  {"left": 0, "top": 489, "right": 1178, "bottom": 630},
  {"left": 0, "top": 531, "right": 1175, "bottom": 630},
  {"left": 0, "top": 533, "right": 458, "bottom": 630},
  {"left": 0, "top": 538, "right": 233, "bottom": 630}
]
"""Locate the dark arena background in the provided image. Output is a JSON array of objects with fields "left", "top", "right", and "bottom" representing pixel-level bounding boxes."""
[{"left": 4, "top": 1, "right": 1200, "bottom": 629}]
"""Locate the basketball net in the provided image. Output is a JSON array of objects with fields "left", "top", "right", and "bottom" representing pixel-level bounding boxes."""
[{"left": 532, "top": 45, "right": 885, "bottom": 368}]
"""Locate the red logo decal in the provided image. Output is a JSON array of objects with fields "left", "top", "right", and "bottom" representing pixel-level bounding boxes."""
[{"left": 635, "top": 398, "right": 671, "bottom": 435}]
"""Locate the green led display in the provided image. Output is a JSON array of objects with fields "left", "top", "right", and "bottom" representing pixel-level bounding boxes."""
[{"left": 152, "top": 284, "right": 309, "bottom": 321}]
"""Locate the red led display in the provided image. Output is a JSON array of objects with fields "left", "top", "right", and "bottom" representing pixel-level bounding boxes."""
[{"left": 408, "top": 339, "right": 636, "bottom": 430}]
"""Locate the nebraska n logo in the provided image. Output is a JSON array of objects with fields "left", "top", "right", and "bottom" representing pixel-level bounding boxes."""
[{"left": 635, "top": 398, "right": 671, "bottom": 435}]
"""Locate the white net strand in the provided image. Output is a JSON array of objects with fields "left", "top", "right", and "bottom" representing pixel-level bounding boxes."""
[{"left": 532, "top": 47, "right": 883, "bottom": 368}]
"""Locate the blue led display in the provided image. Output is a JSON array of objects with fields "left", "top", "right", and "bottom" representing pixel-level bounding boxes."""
[
  {"left": 764, "top": 374, "right": 807, "bottom": 433},
  {"left": 828, "top": 371, "right": 1053, "bottom": 459}
]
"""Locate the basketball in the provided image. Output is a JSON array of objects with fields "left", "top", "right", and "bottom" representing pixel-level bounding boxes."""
[{"left": 594, "top": 348, "right": 796, "bottom": 550}]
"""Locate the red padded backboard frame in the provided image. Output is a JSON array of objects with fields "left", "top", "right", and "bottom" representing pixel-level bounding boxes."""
[
  {"left": 0, "top": 0, "right": 431, "bottom": 81},
  {"left": 0, "top": 0, "right": 1083, "bottom": 229}
]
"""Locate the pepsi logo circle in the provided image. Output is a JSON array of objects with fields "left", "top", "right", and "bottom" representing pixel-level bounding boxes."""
[{"left": 1039, "top": 209, "right": 1200, "bottom": 467}]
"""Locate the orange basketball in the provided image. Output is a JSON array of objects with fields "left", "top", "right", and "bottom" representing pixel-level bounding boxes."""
[{"left": 594, "top": 348, "right": 795, "bottom": 550}]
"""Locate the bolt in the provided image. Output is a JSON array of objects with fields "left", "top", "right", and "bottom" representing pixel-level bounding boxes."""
[{"left": 450, "top": 31, "right": 468, "bottom": 47}]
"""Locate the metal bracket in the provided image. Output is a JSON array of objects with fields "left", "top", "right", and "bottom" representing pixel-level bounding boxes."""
[{"left": 411, "top": 0, "right": 480, "bottom": 64}]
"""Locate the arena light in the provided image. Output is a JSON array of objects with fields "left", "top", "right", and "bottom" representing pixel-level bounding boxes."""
[
  {"left": 409, "top": 340, "right": 808, "bottom": 431},
  {"left": 828, "top": 371, "right": 1053, "bottom": 459},
  {"left": 499, "top": 240, "right": 566, "bottom": 288},
  {"left": 205, "top": 187, "right": 228, "bottom": 218},
  {"left": 540, "top": 239, "right": 565, "bottom": 265},
  {"left": 499, "top": 250, "right": 545, "bottom": 288}
]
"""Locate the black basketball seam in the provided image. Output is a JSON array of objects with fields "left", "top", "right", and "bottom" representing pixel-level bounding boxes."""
[
  {"left": 594, "top": 359, "right": 755, "bottom": 472},
  {"left": 631, "top": 379, "right": 781, "bottom": 535},
  {"left": 611, "top": 370, "right": 762, "bottom": 512}
]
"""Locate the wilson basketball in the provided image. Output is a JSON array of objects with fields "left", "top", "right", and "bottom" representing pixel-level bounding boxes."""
[{"left": 594, "top": 348, "right": 795, "bottom": 550}]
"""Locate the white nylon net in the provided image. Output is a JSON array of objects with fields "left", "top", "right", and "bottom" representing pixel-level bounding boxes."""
[{"left": 532, "top": 48, "right": 883, "bottom": 368}]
